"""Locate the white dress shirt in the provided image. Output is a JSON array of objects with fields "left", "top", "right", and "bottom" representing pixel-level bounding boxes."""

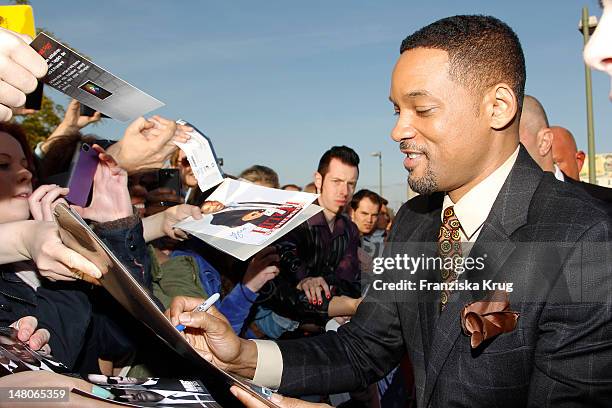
[
  {"left": 442, "top": 146, "right": 520, "bottom": 245},
  {"left": 553, "top": 164, "right": 565, "bottom": 182},
  {"left": 250, "top": 146, "right": 521, "bottom": 389}
]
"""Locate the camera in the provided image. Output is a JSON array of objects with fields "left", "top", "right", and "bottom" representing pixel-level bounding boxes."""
[{"left": 273, "top": 241, "right": 301, "bottom": 274}]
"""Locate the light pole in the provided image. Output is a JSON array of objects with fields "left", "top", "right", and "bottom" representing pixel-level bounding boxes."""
[
  {"left": 578, "top": 7, "right": 598, "bottom": 183},
  {"left": 371, "top": 151, "right": 383, "bottom": 196}
]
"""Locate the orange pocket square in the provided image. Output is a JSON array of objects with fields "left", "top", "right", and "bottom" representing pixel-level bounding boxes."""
[{"left": 460, "top": 290, "right": 520, "bottom": 348}]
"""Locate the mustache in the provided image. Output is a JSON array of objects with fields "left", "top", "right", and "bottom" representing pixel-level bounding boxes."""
[{"left": 399, "top": 141, "right": 428, "bottom": 155}]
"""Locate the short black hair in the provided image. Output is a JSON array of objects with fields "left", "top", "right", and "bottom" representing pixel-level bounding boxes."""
[
  {"left": 400, "top": 15, "right": 526, "bottom": 113},
  {"left": 350, "top": 189, "right": 383, "bottom": 211},
  {"left": 317, "top": 146, "right": 360, "bottom": 179},
  {"left": 210, "top": 209, "right": 268, "bottom": 228}
]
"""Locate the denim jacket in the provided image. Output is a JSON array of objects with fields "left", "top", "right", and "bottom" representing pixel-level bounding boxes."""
[
  {"left": 0, "top": 215, "right": 151, "bottom": 369},
  {"left": 171, "top": 249, "right": 258, "bottom": 334}
]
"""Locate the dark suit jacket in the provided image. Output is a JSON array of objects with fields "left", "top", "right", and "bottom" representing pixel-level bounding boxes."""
[
  {"left": 276, "top": 147, "right": 612, "bottom": 407},
  {"left": 563, "top": 173, "right": 612, "bottom": 204}
]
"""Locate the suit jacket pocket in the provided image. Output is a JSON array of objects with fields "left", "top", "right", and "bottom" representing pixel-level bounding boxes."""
[
  {"left": 457, "top": 328, "right": 526, "bottom": 354},
  {"left": 456, "top": 329, "right": 532, "bottom": 390}
]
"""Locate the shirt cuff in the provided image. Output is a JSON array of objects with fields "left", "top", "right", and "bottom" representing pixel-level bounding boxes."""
[
  {"left": 34, "top": 141, "right": 45, "bottom": 159},
  {"left": 250, "top": 339, "right": 283, "bottom": 390},
  {"left": 239, "top": 283, "right": 258, "bottom": 303}
]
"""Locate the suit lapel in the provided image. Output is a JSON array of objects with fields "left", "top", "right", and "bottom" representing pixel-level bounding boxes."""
[
  {"left": 416, "top": 211, "right": 443, "bottom": 366},
  {"left": 421, "top": 146, "right": 544, "bottom": 406}
]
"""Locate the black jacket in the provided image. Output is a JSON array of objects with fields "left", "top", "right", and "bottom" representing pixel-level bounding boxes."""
[{"left": 564, "top": 173, "right": 612, "bottom": 204}]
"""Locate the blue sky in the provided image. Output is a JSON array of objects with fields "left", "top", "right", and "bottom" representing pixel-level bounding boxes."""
[{"left": 18, "top": 0, "right": 611, "bottom": 210}]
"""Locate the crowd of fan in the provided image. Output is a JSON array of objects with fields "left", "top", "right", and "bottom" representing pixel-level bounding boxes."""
[{"left": 0, "top": 23, "right": 402, "bottom": 407}]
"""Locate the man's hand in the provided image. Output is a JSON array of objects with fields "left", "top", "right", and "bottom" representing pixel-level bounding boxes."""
[
  {"left": 230, "top": 386, "right": 331, "bottom": 408},
  {"left": 243, "top": 247, "right": 280, "bottom": 292},
  {"left": 62, "top": 99, "right": 102, "bottom": 129},
  {"left": 22, "top": 221, "right": 102, "bottom": 282},
  {"left": 39, "top": 99, "right": 101, "bottom": 155},
  {"left": 167, "top": 296, "right": 258, "bottom": 378},
  {"left": 0, "top": 27, "right": 47, "bottom": 121},
  {"left": 10, "top": 316, "right": 51, "bottom": 355},
  {"left": 107, "top": 115, "right": 192, "bottom": 174},
  {"left": 297, "top": 276, "right": 331, "bottom": 305},
  {"left": 71, "top": 145, "right": 133, "bottom": 223}
]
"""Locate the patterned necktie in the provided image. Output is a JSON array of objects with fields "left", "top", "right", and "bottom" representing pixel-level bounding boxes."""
[{"left": 438, "top": 206, "right": 463, "bottom": 311}]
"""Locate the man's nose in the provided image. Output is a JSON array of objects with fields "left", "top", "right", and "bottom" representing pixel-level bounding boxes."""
[
  {"left": 583, "top": 21, "right": 612, "bottom": 73},
  {"left": 339, "top": 183, "right": 349, "bottom": 196},
  {"left": 391, "top": 113, "right": 417, "bottom": 143}
]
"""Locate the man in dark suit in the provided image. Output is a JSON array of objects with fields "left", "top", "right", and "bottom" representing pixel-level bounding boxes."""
[
  {"left": 550, "top": 126, "right": 612, "bottom": 204},
  {"left": 550, "top": 126, "right": 586, "bottom": 181},
  {"left": 170, "top": 15, "right": 612, "bottom": 408},
  {"left": 518, "top": 97, "right": 612, "bottom": 205},
  {"left": 564, "top": 171, "right": 612, "bottom": 203}
]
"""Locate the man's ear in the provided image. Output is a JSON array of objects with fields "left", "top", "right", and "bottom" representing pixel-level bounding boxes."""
[
  {"left": 575, "top": 150, "right": 586, "bottom": 172},
  {"left": 348, "top": 206, "right": 355, "bottom": 220},
  {"left": 536, "top": 127, "right": 553, "bottom": 157},
  {"left": 488, "top": 83, "right": 518, "bottom": 130},
  {"left": 314, "top": 172, "right": 323, "bottom": 194}
]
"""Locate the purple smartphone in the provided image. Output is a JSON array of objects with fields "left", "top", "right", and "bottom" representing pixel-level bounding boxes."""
[{"left": 65, "top": 143, "right": 99, "bottom": 207}]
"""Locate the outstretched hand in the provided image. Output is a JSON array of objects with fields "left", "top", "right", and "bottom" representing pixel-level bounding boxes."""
[
  {"left": 142, "top": 201, "right": 228, "bottom": 243},
  {"left": 107, "top": 115, "right": 192, "bottom": 174},
  {"left": 162, "top": 200, "right": 226, "bottom": 239},
  {"left": 160, "top": 204, "right": 202, "bottom": 240},
  {"left": 23, "top": 221, "right": 102, "bottom": 282},
  {"left": 0, "top": 27, "right": 47, "bottom": 121},
  {"left": 71, "top": 145, "right": 133, "bottom": 223},
  {"left": 62, "top": 99, "right": 102, "bottom": 130},
  {"left": 243, "top": 247, "right": 280, "bottom": 292}
]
